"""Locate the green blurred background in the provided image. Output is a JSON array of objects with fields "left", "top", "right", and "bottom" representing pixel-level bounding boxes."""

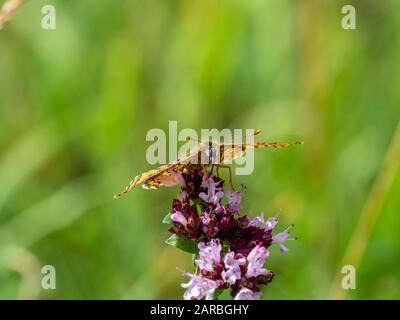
[{"left": 0, "top": 0, "right": 399, "bottom": 299}]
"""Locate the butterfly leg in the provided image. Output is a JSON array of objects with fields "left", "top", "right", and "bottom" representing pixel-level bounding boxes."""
[{"left": 215, "top": 164, "right": 235, "bottom": 190}]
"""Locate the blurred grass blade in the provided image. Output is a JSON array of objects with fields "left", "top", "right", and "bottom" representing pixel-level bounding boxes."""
[
  {"left": 0, "top": 0, "right": 25, "bottom": 30},
  {"left": 0, "top": 126, "right": 63, "bottom": 210},
  {"left": 330, "top": 121, "right": 400, "bottom": 299},
  {"left": 0, "top": 245, "right": 41, "bottom": 299},
  {"left": 0, "top": 175, "right": 99, "bottom": 248}
]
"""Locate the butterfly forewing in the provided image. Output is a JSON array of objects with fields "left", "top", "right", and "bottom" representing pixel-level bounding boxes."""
[{"left": 219, "top": 144, "right": 245, "bottom": 163}]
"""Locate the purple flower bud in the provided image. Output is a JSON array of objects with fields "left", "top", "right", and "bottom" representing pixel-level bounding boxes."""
[
  {"left": 201, "top": 269, "right": 208, "bottom": 277},
  {"left": 220, "top": 217, "right": 228, "bottom": 225},
  {"left": 209, "top": 273, "right": 218, "bottom": 280},
  {"left": 171, "top": 211, "right": 188, "bottom": 226},
  {"left": 187, "top": 216, "right": 195, "bottom": 225},
  {"left": 214, "top": 263, "right": 224, "bottom": 274},
  {"left": 216, "top": 280, "right": 225, "bottom": 288},
  {"left": 213, "top": 205, "right": 225, "bottom": 214},
  {"left": 210, "top": 226, "right": 219, "bottom": 236}
]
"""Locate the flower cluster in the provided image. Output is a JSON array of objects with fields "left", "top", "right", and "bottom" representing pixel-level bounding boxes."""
[
  {"left": 164, "top": 167, "right": 294, "bottom": 300},
  {"left": 182, "top": 240, "right": 275, "bottom": 300}
]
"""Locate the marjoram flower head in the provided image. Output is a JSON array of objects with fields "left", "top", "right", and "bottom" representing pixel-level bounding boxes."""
[{"left": 163, "top": 167, "right": 295, "bottom": 300}]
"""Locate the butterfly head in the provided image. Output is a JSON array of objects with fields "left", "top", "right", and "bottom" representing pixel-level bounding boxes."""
[{"left": 186, "top": 135, "right": 220, "bottom": 164}]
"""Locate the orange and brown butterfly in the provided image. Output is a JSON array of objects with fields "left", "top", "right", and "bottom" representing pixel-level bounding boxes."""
[{"left": 113, "top": 130, "right": 303, "bottom": 198}]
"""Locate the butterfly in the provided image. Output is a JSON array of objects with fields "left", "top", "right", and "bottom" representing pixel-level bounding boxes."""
[{"left": 114, "top": 130, "right": 303, "bottom": 198}]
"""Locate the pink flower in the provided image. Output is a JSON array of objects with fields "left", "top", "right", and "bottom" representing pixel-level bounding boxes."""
[
  {"left": 195, "top": 239, "right": 222, "bottom": 272},
  {"left": 182, "top": 273, "right": 217, "bottom": 300},
  {"left": 221, "top": 251, "right": 246, "bottom": 285},
  {"left": 234, "top": 287, "right": 261, "bottom": 300},
  {"left": 225, "top": 191, "right": 243, "bottom": 213},
  {"left": 167, "top": 167, "right": 296, "bottom": 300},
  {"left": 272, "top": 225, "right": 293, "bottom": 253},
  {"left": 249, "top": 212, "right": 278, "bottom": 231},
  {"left": 171, "top": 211, "right": 188, "bottom": 226},
  {"left": 245, "top": 245, "right": 270, "bottom": 278},
  {"left": 201, "top": 211, "right": 211, "bottom": 225},
  {"left": 199, "top": 176, "right": 224, "bottom": 205}
]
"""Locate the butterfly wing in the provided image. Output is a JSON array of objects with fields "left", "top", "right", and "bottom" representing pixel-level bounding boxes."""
[
  {"left": 220, "top": 141, "right": 303, "bottom": 162},
  {"left": 114, "top": 161, "right": 182, "bottom": 198},
  {"left": 114, "top": 147, "right": 205, "bottom": 198},
  {"left": 219, "top": 144, "right": 245, "bottom": 163},
  {"left": 142, "top": 163, "right": 187, "bottom": 189}
]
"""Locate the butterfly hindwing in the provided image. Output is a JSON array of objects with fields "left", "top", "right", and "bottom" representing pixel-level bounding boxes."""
[
  {"left": 143, "top": 163, "right": 187, "bottom": 189},
  {"left": 114, "top": 150, "right": 203, "bottom": 198},
  {"left": 114, "top": 162, "right": 180, "bottom": 198}
]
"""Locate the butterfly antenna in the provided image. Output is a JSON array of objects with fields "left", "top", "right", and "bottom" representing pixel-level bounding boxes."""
[{"left": 242, "top": 129, "right": 262, "bottom": 140}]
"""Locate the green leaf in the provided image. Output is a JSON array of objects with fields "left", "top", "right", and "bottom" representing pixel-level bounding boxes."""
[
  {"left": 163, "top": 212, "right": 172, "bottom": 225},
  {"left": 212, "top": 288, "right": 225, "bottom": 300},
  {"left": 165, "top": 234, "right": 198, "bottom": 254}
]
